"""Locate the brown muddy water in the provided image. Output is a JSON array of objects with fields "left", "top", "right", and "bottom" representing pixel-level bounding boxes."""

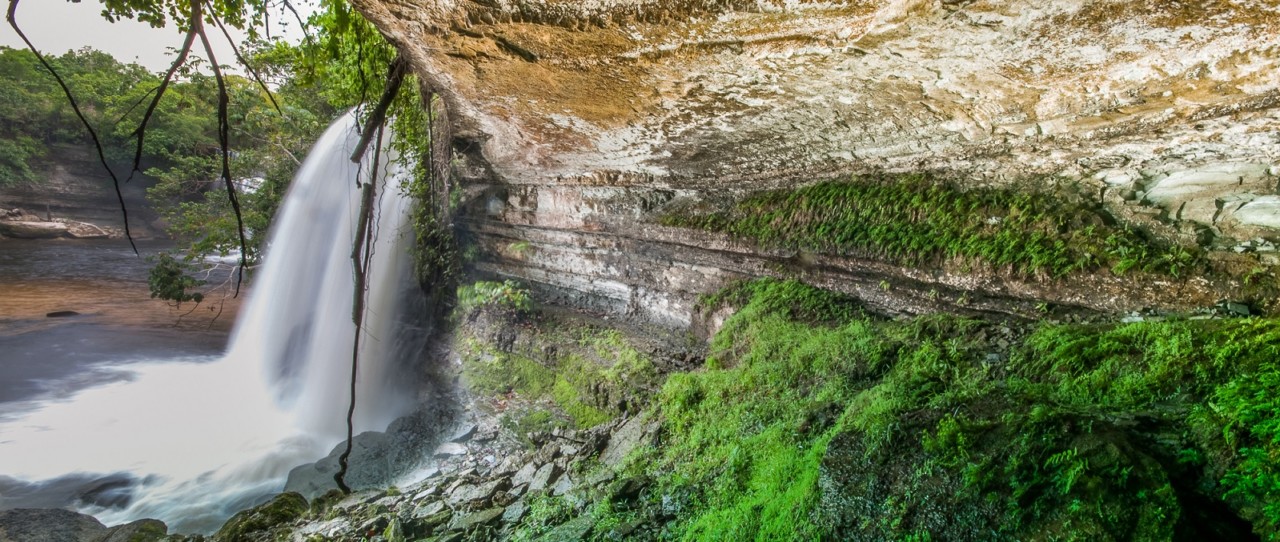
[{"left": 0, "top": 239, "right": 241, "bottom": 407}]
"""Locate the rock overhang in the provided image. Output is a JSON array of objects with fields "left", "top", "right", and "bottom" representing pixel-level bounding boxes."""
[
  {"left": 355, "top": 0, "right": 1280, "bottom": 322},
  {"left": 357, "top": 0, "right": 1278, "bottom": 187}
]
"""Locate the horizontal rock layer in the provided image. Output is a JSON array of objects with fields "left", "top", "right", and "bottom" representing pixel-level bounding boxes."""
[{"left": 356, "top": 0, "right": 1280, "bottom": 322}]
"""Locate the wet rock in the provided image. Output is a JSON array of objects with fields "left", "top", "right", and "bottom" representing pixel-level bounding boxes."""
[
  {"left": 384, "top": 518, "right": 406, "bottom": 542},
  {"left": 406, "top": 509, "right": 452, "bottom": 538},
  {"left": 502, "top": 501, "right": 528, "bottom": 523},
  {"left": 528, "top": 463, "right": 562, "bottom": 492},
  {"left": 540, "top": 516, "right": 595, "bottom": 541},
  {"left": 511, "top": 462, "right": 538, "bottom": 487},
  {"left": 334, "top": 490, "right": 384, "bottom": 512},
  {"left": 355, "top": 516, "right": 390, "bottom": 538},
  {"left": 214, "top": 492, "right": 309, "bottom": 542},
  {"left": 434, "top": 532, "right": 465, "bottom": 542},
  {"left": 287, "top": 405, "right": 456, "bottom": 498},
  {"left": 373, "top": 494, "right": 403, "bottom": 509},
  {"left": 448, "top": 423, "right": 478, "bottom": 443},
  {"left": 0, "top": 508, "right": 106, "bottom": 542},
  {"left": 412, "top": 500, "right": 447, "bottom": 520},
  {"left": 551, "top": 473, "right": 575, "bottom": 496},
  {"left": 451, "top": 507, "right": 506, "bottom": 530},
  {"left": 599, "top": 415, "right": 652, "bottom": 467},
  {"left": 447, "top": 478, "right": 510, "bottom": 508},
  {"left": 434, "top": 442, "right": 468, "bottom": 457},
  {"left": 99, "top": 519, "right": 167, "bottom": 542},
  {"left": 45, "top": 310, "right": 80, "bottom": 318}
]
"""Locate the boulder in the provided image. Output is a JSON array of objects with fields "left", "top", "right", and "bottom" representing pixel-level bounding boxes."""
[
  {"left": 527, "top": 463, "right": 561, "bottom": 492},
  {"left": 0, "top": 221, "right": 68, "bottom": 239},
  {"left": 446, "top": 478, "right": 509, "bottom": 508},
  {"left": 433, "top": 442, "right": 468, "bottom": 457},
  {"left": 510, "top": 462, "right": 538, "bottom": 487},
  {"left": 214, "top": 492, "right": 309, "bottom": 542},
  {"left": 599, "top": 415, "right": 653, "bottom": 468},
  {"left": 1235, "top": 196, "right": 1280, "bottom": 230},
  {"left": 450, "top": 507, "right": 505, "bottom": 531},
  {"left": 99, "top": 519, "right": 167, "bottom": 542},
  {"left": 0, "top": 509, "right": 105, "bottom": 542}
]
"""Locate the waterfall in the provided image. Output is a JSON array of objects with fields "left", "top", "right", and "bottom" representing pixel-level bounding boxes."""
[
  {"left": 0, "top": 110, "right": 426, "bottom": 533},
  {"left": 225, "top": 109, "right": 419, "bottom": 439}
]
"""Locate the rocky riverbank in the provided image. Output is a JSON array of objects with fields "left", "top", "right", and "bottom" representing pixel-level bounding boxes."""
[{"left": 0, "top": 208, "right": 117, "bottom": 240}]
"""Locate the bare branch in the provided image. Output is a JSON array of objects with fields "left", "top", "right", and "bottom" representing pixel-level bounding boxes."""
[
  {"left": 206, "top": 1, "right": 282, "bottom": 115},
  {"left": 129, "top": 15, "right": 198, "bottom": 177},
  {"left": 277, "top": 0, "right": 312, "bottom": 45},
  {"left": 194, "top": 0, "right": 250, "bottom": 298},
  {"left": 6, "top": 0, "right": 138, "bottom": 254},
  {"left": 113, "top": 85, "right": 160, "bottom": 126}
]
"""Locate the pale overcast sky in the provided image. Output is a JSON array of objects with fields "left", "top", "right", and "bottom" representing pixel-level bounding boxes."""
[{"left": 0, "top": 0, "right": 313, "bottom": 72}]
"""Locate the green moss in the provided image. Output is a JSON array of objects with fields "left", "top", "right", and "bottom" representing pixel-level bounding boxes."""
[
  {"left": 458, "top": 321, "right": 662, "bottom": 432},
  {"left": 455, "top": 280, "right": 533, "bottom": 317},
  {"left": 552, "top": 376, "right": 610, "bottom": 428},
  {"left": 459, "top": 339, "right": 555, "bottom": 397},
  {"left": 214, "top": 492, "right": 309, "bottom": 542},
  {"left": 660, "top": 175, "right": 1200, "bottom": 278},
  {"left": 617, "top": 278, "right": 1280, "bottom": 540}
]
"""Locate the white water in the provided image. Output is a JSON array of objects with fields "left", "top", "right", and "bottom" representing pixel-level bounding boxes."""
[{"left": 0, "top": 111, "right": 422, "bottom": 533}]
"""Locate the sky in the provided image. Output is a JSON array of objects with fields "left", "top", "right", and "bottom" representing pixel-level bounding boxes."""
[{"left": 0, "top": 0, "right": 313, "bottom": 72}]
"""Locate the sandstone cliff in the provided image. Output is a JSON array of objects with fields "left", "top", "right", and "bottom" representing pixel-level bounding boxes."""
[{"left": 354, "top": 0, "right": 1280, "bottom": 324}]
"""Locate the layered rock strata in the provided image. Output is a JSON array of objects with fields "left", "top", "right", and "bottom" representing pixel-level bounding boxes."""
[{"left": 355, "top": 0, "right": 1280, "bottom": 324}]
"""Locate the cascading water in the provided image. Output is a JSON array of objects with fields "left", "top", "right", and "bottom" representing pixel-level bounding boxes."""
[{"left": 0, "top": 111, "right": 426, "bottom": 533}]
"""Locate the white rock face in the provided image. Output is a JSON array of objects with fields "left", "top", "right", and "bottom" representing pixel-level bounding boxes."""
[
  {"left": 1237, "top": 196, "right": 1280, "bottom": 230},
  {"left": 357, "top": 0, "right": 1280, "bottom": 229},
  {"left": 352, "top": 0, "right": 1280, "bottom": 320}
]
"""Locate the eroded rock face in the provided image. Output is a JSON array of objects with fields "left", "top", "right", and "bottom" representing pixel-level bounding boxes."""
[{"left": 356, "top": 0, "right": 1280, "bottom": 321}]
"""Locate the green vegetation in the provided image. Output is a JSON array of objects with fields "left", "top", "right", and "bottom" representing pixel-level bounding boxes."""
[
  {"left": 589, "top": 278, "right": 1280, "bottom": 540},
  {"left": 147, "top": 252, "right": 204, "bottom": 304},
  {"left": 456, "top": 280, "right": 534, "bottom": 315},
  {"left": 659, "top": 175, "right": 1200, "bottom": 277},
  {"left": 7, "top": 0, "right": 450, "bottom": 303},
  {"left": 0, "top": 44, "right": 334, "bottom": 301},
  {"left": 214, "top": 491, "right": 308, "bottom": 542},
  {"left": 455, "top": 297, "right": 661, "bottom": 431}
]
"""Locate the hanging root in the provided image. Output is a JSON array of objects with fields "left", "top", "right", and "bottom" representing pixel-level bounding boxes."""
[{"left": 350, "top": 56, "right": 407, "bottom": 163}]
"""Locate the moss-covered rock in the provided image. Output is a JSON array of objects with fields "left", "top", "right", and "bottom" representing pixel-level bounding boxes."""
[
  {"left": 453, "top": 287, "right": 665, "bottom": 433},
  {"left": 213, "top": 492, "right": 308, "bottom": 542}
]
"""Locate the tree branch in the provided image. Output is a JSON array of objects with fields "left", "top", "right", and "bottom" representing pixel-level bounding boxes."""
[
  {"left": 129, "top": 14, "right": 198, "bottom": 177},
  {"left": 194, "top": 0, "right": 250, "bottom": 297},
  {"left": 6, "top": 0, "right": 138, "bottom": 254},
  {"left": 349, "top": 56, "right": 405, "bottom": 163},
  {"left": 206, "top": 1, "right": 282, "bottom": 115}
]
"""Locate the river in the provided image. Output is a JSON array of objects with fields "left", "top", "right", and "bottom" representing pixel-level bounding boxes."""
[
  {"left": 0, "top": 239, "right": 236, "bottom": 409},
  {"left": 0, "top": 238, "right": 257, "bottom": 530}
]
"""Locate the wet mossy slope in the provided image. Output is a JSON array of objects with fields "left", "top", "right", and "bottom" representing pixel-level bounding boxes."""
[{"left": 517, "top": 279, "right": 1280, "bottom": 541}]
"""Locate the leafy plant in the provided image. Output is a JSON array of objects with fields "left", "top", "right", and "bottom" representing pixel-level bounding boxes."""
[
  {"left": 456, "top": 280, "right": 533, "bottom": 314},
  {"left": 147, "top": 251, "right": 205, "bottom": 304},
  {"left": 660, "top": 176, "right": 1203, "bottom": 278}
]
